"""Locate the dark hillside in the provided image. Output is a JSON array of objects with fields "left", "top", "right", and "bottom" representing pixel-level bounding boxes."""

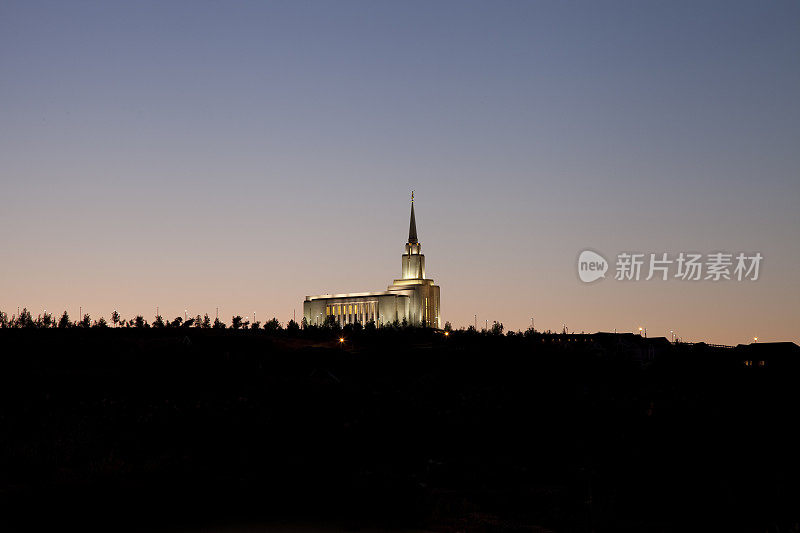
[{"left": 1, "top": 329, "right": 798, "bottom": 532}]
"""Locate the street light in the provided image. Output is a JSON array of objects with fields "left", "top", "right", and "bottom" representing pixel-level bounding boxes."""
[{"left": 753, "top": 336, "right": 758, "bottom": 343}]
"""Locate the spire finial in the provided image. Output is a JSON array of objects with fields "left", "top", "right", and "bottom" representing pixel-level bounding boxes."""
[{"left": 411, "top": 190, "right": 414, "bottom": 203}]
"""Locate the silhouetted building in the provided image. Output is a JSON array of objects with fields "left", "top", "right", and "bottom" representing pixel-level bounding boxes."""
[
  {"left": 735, "top": 341, "right": 800, "bottom": 370},
  {"left": 303, "top": 194, "right": 441, "bottom": 328}
]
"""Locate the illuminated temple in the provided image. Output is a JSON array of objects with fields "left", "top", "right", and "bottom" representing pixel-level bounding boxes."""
[{"left": 303, "top": 194, "right": 441, "bottom": 328}]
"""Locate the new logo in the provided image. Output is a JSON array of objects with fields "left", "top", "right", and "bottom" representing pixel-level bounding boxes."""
[{"left": 578, "top": 250, "right": 608, "bottom": 283}]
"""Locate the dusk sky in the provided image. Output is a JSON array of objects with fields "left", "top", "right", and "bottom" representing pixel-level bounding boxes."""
[{"left": 2, "top": 1, "right": 798, "bottom": 344}]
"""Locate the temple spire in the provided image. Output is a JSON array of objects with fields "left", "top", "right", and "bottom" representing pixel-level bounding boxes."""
[{"left": 408, "top": 191, "right": 418, "bottom": 244}]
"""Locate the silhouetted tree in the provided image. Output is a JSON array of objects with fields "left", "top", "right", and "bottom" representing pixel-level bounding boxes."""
[
  {"left": 111, "top": 310, "right": 120, "bottom": 328},
  {"left": 202, "top": 314, "right": 211, "bottom": 329},
  {"left": 231, "top": 316, "right": 243, "bottom": 330},
  {"left": 212, "top": 317, "right": 225, "bottom": 329},
  {"left": 40, "top": 312, "right": 53, "bottom": 328},
  {"left": 0, "top": 311, "right": 7, "bottom": 328},
  {"left": 194, "top": 315, "right": 203, "bottom": 328},
  {"left": 184, "top": 317, "right": 195, "bottom": 328},
  {"left": 134, "top": 315, "right": 146, "bottom": 328},
  {"left": 444, "top": 321, "right": 452, "bottom": 332},
  {"left": 250, "top": 321, "right": 261, "bottom": 330},
  {"left": 170, "top": 317, "right": 183, "bottom": 328},
  {"left": 286, "top": 319, "right": 300, "bottom": 335},
  {"left": 58, "top": 311, "right": 71, "bottom": 329},
  {"left": 491, "top": 321, "right": 504, "bottom": 335},
  {"left": 78, "top": 314, "right": 91, "bottom": 328},
  {"left": 263, "top": 318, "right": 281, "bottom": 333},
  {"left": 94, "top": 317, "right": 108, "bottom": 328},
  {"left": 152, "top": 315, "right": 165, "bottom": 328},
  {"left": 16, "top": 308, "right": 35, "bottom": 328}
]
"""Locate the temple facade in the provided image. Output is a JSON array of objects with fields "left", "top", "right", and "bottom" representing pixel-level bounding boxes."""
[{"left": 303, "top": 194, "right": 441, "bottom": 328}]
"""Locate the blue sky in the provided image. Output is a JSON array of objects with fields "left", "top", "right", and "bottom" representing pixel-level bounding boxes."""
[{"left": 2, "top": 1, "right": 798, "bottom": 342}]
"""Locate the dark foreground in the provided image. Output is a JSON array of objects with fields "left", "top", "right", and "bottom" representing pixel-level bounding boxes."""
[{"left": 1, "top": 328, "right": 798, "bottom": 532}]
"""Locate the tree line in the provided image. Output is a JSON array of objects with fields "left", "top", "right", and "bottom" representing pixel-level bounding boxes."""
[
  {"left": 0, "top": 308, "right": 513, "bottom": 336},
  {"left": 0, "top": 308, "right": 292, "bottom": 332}
]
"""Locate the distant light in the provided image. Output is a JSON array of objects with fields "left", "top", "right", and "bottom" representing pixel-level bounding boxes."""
[
  {"left": 754, "top": 337, "right": 758, "bottom": 343},
  {"left": 339, "top": 337, "right": 345, "bottom": 343},
  {"left": 444, "top": 331, "right": 449, "bottom": 337}
]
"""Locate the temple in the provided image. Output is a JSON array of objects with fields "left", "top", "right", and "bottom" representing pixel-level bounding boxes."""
[{"left": 303, "top": 193, "right": 441, "bottom": 328}]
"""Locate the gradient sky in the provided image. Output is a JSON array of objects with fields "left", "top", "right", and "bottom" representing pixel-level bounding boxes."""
[{"left": 2, "top": 1, "right": 798, "bottom": 344}]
